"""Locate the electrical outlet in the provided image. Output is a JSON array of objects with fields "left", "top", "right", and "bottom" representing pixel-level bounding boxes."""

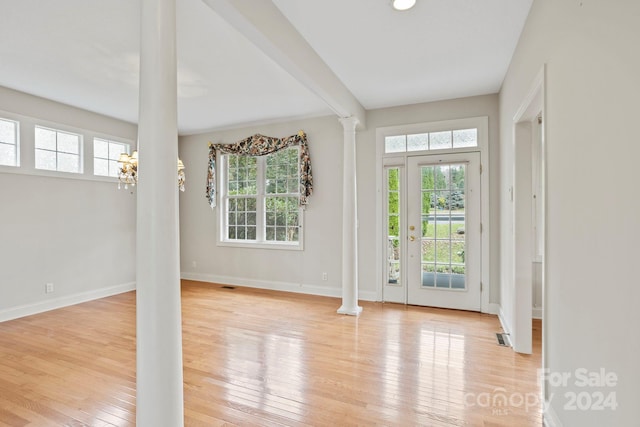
[
  {"left": 45, "top": 283, "right": 54, "bottom": 294},
  {"left": 322, "top": 272, "right": 328, "bottom": 281}
]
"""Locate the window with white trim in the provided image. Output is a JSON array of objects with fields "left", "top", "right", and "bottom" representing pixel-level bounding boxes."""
[
  {"left": 384, "top": 128, "right": 477, "bottom": 153},
  {"left": 221, "top": 147, "right": 302, "bottom": 247},
  {"left": 35, "top": 126, "right": 82, "bottom": 173},
  {"left": 94, "top": 138, "right": 130, "bottom": 177},
  {"left": 0, "top": 118, "right": 19, "bottom": 167}
]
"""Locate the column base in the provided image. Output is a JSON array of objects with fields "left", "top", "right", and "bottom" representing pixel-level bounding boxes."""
[{"left": 337, "top": 305, "right": 363, "bottom": 316}]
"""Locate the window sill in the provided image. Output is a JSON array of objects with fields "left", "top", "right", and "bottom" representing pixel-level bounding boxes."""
[
  {"left": 0, "top": 165, "right": 120, "bottom": 184},
  {"left": 217, "top": 240, "right": 303, "bottom": 251}
]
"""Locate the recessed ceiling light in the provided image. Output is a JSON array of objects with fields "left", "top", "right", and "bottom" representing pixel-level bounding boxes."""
[{"left": 392, "top": 0, "right": 416, "bottom": 11}]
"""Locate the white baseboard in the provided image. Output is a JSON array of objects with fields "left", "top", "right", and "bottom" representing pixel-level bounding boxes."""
[
  {"left": 498, "top": 305, "right": 512, "bottom": 336},
  {"left": 180, "top": 272, "right": 377, "bottom": 302},
  {"left": 493, "top": 304, "right": 543, "bottom": 322},
  {"left": 0, "top": 282, "right": 136, "bottom": 323},
  {"left": 543, "top": 401, "right": 562, "bottom": 427},
  {"left": 487, "top": 302, "right": 500, "bottom": 315},
  {"left": 358, "top": 290, "right": 378, "bottom": 301}
]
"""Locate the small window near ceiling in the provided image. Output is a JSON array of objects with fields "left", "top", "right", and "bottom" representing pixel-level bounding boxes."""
[
  {"left": 94, "top": 138, "right": 130, "bottom": 177},
  {"left": 35, "top": 126, "right": 82, "bottom": 173},
  {"left": 0, "top": 118, "right": 19, "bottom": 167},
  {"left": 384, "top": 128, "right": 478, "bottom": 153},
  {"left": 452, "top": 129, "right": 478, "bottom": 148},
  {"left": 384, "top": 135, "right": 406, "bottom": 153},
  {"left": 407, "top": 133, "right": 428, "bottom": 151}
]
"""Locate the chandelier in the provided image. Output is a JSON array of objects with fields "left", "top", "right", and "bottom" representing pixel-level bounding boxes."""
[{"left": 117, "top": 150, "right": 186, "bottom": 192}]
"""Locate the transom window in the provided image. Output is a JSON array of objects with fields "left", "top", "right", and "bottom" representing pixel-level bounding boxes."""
[
  {"left": 94, "top": 138, "right": 130, "bottom": 177},
  {"left": 0, "top": 118, "right": 19, "bottom": 167},
  {"left": 384, "top": 128, "right": 477, "bottom": 154},
  {"left": 35, "top": 126, "right": 82, "bottom": 173},
  {"left": 221, "top": 147, "right": 302, "bottom": 247}
]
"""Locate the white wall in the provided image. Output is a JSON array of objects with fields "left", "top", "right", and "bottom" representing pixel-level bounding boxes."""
[
  {"left": 0, "top": 86, "right": 137, "bottom": 321},
  {"left": 499, "top": 1, "right": 640, "bottom": 425},
  {"left": 361, "top": 95, "right": 500, "bottom": 304},
  {"left": 178, "top": 116, "right": 352, "bottom": 299},
  {"left": 179, "top": 96, "right": 500, "bottom": 304}
]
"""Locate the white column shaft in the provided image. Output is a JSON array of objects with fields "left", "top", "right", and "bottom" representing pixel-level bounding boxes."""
[
  {"left": 337, "top": 117, "right": 362, "bottom": 316},
  {"left": 136, "top": 0, "right": 184, "bottom": 425}
]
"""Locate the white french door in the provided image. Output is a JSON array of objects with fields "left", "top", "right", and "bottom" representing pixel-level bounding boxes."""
[{"left": 405, "top": 153, "right": 481, "bottom": 311}]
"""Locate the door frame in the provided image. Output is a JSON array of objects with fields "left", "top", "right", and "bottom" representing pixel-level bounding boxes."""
[
  {"left": 375, "top": 116, "right": 491, "bottom": 313},
  {"left": 511, "top": 66, "right": 546, "bottom": 354}
]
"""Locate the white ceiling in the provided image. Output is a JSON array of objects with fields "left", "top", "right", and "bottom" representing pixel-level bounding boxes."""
[{"left": 0, "top": 0, "right": 532, "bottom": 135}]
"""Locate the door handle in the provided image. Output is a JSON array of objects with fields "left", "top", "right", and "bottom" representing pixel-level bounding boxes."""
[{"left": 409, "top": 235, "right": 415, "bottom": 241}]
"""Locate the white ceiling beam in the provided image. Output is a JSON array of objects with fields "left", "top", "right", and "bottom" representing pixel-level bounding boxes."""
[{"left": 200, "top": 0, "right": 366, "bottom": 128}]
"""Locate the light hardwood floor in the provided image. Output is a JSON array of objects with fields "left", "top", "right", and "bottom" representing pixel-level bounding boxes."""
[{"left": 0, "top": 280, "right": 542, "bottom": 426}]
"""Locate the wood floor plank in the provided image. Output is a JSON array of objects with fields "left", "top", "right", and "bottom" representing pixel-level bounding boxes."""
[{"left": 0, "top": 280, "right": 542, "bottom": 426}]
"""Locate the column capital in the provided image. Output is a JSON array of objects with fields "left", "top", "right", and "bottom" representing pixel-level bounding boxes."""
[{"left": 339, "top": 116, "right": 359, "bottom": 132}]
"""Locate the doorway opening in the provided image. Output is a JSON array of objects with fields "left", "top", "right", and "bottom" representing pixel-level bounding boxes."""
[{"left": 512, "top": 67, "right": 545, "bottom": 356}]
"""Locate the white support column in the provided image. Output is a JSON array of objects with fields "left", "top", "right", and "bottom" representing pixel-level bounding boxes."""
[
  {"left": 136, "top": 0, "right": 184, "bottom": 426},
  {"left": 337, "top": 116, "right": 362, "bottom": 316}
]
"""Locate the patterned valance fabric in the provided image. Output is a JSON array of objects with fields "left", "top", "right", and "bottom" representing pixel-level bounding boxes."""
[{"left": 206, "top": 131, "right": 313, "bottom": 208}]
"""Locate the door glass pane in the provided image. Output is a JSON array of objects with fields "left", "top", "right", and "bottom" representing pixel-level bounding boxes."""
[
  {"left": 422, "top": 264, "right": 436, "bottom": 287},
  {"left": 435, "top": 166, "right": 449, "bottom": 190},
  {"left": 421, "top": 163, "right": 466, "bottom": 290},
  {"left": 387, "top": 168, "right": 401, "bottom": 285}
]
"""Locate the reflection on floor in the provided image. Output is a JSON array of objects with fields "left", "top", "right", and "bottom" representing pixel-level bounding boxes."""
[{"left": 0, "top": 280, "right": 542, "bottom": 426}]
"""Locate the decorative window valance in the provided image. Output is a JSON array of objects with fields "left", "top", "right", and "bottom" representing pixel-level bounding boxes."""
[{"left": 206, "top": 131, "right": 313, "bottom": 208}]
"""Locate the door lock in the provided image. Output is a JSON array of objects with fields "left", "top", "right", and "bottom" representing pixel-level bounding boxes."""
[{"left": 409, "top": 225, "right": 415, "bottom": 231}]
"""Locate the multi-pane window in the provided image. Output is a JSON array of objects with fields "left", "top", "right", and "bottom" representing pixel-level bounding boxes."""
[
  {"left": 227, "top": 155, "right": 258, "bottom": 240},
  {"left": 386, "top": 167, "right": 401, "bottom": 285},
  {"left": 94, "top": 138, "right": 130, "bottom": 177},
  {"left": 384, "top": 128, "right": 477, "bottom": 153},
  {"left": 420, "top": 164, "right": 467, "bottom": 289},
  {"left": 265, "top": 148, "right": 300, "bottom": 242},
  {"left": 222, "top": 147, "right": 302, "bottom": 246},
  {"left": 35, "top": 126, "right": 82, "bottom": 173},
  {"left": 0, "top": 118, "right": 19, "bottom": 167}
]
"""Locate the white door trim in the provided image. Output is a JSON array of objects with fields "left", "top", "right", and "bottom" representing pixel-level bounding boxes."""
[
  {"left": 375, "top": 116, "right": 490, "bottom": 313},
  {"left": 512, "top": 65, "right": 546, "bottom": 355}
]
